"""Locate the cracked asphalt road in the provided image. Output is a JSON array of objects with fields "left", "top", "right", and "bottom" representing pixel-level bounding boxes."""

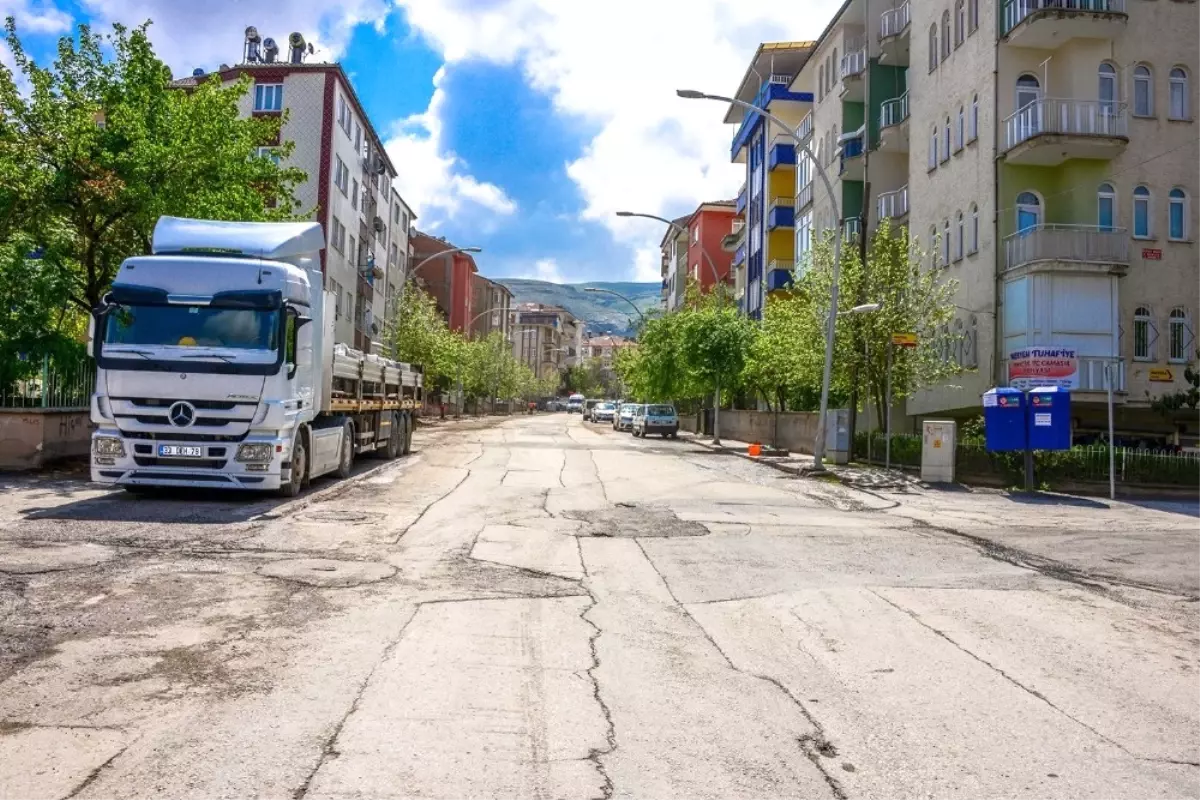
[{"left": 1, "top": 414, "right": 1197, "bottom": 799}]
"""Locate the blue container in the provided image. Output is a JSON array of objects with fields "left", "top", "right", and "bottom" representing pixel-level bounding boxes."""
[
  {"left": 1027, "top": 387, "right": 1072, "bottom": 451},
  {"left": 983, "top": 387, "right": 1027, "bottom": 452}
]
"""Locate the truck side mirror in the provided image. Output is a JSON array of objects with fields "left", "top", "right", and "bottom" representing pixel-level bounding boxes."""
[{"left": 286, "top": 309, "right": 312, "bottom": 379}]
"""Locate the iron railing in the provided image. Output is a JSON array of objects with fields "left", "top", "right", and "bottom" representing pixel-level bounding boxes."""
[
  {"left": 877, "top": 185, "right": 909, "bottom": 219},
  {"left": 1, "top": 355, "right": 95, "bottom": 410},
  {"left": 840, "top": 42, "right": 868, "bottom": 80},
  {"left": 880, "top": 1, "right": 912, "bottom": 38},
  {"left": 1001, "top": 0, "right": 1126, "bottom": 36},
  {"left": 797, "top": 182, "right": 814, "bottom": 210},
  {"left": 1003, "top": 98, "right": 1128, "bottom": 151},
  {"left": 843, "top": 217, "right": 862, "bottom": 243},
  {"left": 1004, "top": 224, "right": 1129, "bottom": 271},
  {"left": 880, "top": 92, "right": 910, "bottom": 128}
]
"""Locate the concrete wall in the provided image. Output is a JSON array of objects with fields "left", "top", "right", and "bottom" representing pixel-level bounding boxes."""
[
  {"left": 0, "top": 410, "right": 92, "bottom": 470},
  {"left": 719, "top": 409, "right": 821, "bottom": 453}
]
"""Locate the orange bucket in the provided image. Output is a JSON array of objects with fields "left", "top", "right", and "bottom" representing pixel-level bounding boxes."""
[{"left": 748, "top": 443, "right": 762, "bottom": 457}]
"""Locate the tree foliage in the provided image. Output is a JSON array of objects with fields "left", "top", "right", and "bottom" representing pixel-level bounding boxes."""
[
  {"left": 0, "top": 18, "right": 306, "bottom": 314},
  {"left": 1150, "top": 350, "right": 1200, "bottom": 415}
]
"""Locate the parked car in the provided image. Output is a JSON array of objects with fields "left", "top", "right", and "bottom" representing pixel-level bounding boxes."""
[
  {"left": 592, "top": 401, "right": 616, "bottom": 423},
  {"left": 614, "top": 402, "right": 641, "bottom": 432},
  {"left": 633, "top": 403, "right": 679, "bottom": 438},
  {"left": 583, "top": 398, "right": 601, "bottom": 421}
]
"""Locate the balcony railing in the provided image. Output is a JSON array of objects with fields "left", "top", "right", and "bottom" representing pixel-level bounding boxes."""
[
  {"left": 797, "top": 182, "right": 814, "bottom": 210},
  {"left": 840, "top": 42, "right": 868, "bottom": 80},
  {"left": 797, "top": 111, "right": 814, "bottom": 143},
  {"left": 733, "top": 244, "right": 747, "bottom": 266},
  {"left": 769, "top": 132, "right": 797, "bottom": 169},
  {"left": 880, "top": 1, "right": 911, "bottom": 38},
  {"left": 843, "top": 217, "right": 862, "bottom": 243},
  {"left": 877, "top": 185, "right": 909, "bottom": 219},
  {"left": 880, "top": 92, "right": 910, "bottom": 128},
  {"left": 1003, "top": 224, "right": 1129, "bottom": 271},
  {"left": 1003, "top": 98, "right": 1128, "bottom": 151},
  {"left": 768, "top": 199, "right": 796, "bottom": 230},
  {"left": 1001, "top": 0, "right": 1126, "bottom": 36},
  {"left": 736, "top": 184, "right": 747, "bottom": 215}
]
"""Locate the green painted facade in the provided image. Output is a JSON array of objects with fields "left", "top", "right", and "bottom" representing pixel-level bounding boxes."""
[
  {"left": 842, "top": 101, "right": 864, "bottom": 135},
  {"left": 843, "top": 180, "right": 864, "bottom": 223},
  {"left": 867, "top": 61, "right": 907, "bottom": 149},
  {"left": 999, "top": 161, "right": 1108, "bottom": 237}
]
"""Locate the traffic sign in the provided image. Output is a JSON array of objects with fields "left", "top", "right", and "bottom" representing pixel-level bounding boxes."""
[
  {"left": 890, "top": 332, "right": 917, "bottom": 347},
  {"left": 1149, "top": 367, "right": 1175, "bottom": 382}
]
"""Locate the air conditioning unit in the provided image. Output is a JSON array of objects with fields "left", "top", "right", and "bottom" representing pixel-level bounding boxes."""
[{"left": 372, "top": 216, "right": 385, "bottom": 233}]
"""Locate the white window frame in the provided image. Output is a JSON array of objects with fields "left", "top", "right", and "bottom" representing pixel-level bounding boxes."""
[
  {"left": 969, "top": 204, "right": 979, "bottom": 253},
  {"left": 255, "top": 146, "right": 281, "bottom": 165},
  {"left": 1168, "top": 308, "right": 1191, "bottom": 363},
  {"left": 354, "top": 122, "right": 363, "bottom": 152},
  {"left": 253, "top": 83, "right": 283, "bottom": 112},
  {"left": 955, "top": 211, "right": 964, "bottom": 261},
  {"left": 349, "top": 235, "right": 357, "bottom": 267},
  {"left": 1098, "top": 183, "right": 1116, "bottom": 232},
  {"left": 1099, "top": 63, "right": 1118, "bottom": 113},
  {"left": 969, "top": 0, "right": 979, "bottom": 32},
  {"left": 1168, "top": 188, "right": 1189, "bottom": 241},
  {"left": 1133, "top": 185, "right": 1152, "bottom": 239},
  {"left": 941, "top": 219, "right": 951, "bottom": 267},
  {"left": 1133, "top": 306, "right": 1153, "bottom": 361},
  {"left": 941, "top": 11, "right": 951, "bottom": 61},
  {"left": 1133, "top": 65, "right": 1154, "bottom": 117},
  {"left": 942, "top": 117, "right": 951, "bottom": 162},
  {"left": 334, "top": 155, "right": 349, "bottom": 195},
  {"left": 956, "top": 106, "right": 965, "bottom": 151},
  {"left": 1169, "top": 67, "right": 1189, "bottom": 120},
  {"left": 969, "top": 94, "right": 979, "bottom": 142},
  {"left": 338, "top": 95, "right": 353, "bottom": 135},
  {"left": 351, "top": 178, "right": 359, "bottom": 211},
  {"left": 955, "top": 0, "right": 966, "bottom": 47},
  {"left": 929, "top": 226, "right": 938, "bottom": 268},
  {"left": 929, "top": 25, "right": 938, "bottom": 73},
  {"left": 331, "top": 217, "right": 345, "bottom": 254},
  {"left": 928, "top": 126, "right": 938, "bottom": 170}
]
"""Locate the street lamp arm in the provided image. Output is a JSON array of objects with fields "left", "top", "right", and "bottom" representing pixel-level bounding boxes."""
[
  {"left": 585, "top": 287, "right": 646, "bottom": 323},
  {"left": 617, "top": 210, "right": 722, "bottom": 288},
  {"left": 413, "top": 245, "right": 483, "bottom": 273}
]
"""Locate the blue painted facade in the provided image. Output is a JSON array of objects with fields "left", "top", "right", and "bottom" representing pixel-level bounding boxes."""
[
  {"left": 768, "top": 141, "right": 796, "bottom": 170},
  {"left": 735, "top": 186, "right": 747, "bottom": 215},
  {"left": 767, "top": 203, "right": 795, "bottom": 231},
  {"left": 730, "top": 84, "right": 814, "bottom": 161},
  {"left": 766, "top": 268, "right": 794, "bottom": 293},
  {"left": 839, "top": 135, "right": 864, "bottom": 176},
  {"left": 746, "top": 128, "right": 766, "bottom": 320}
]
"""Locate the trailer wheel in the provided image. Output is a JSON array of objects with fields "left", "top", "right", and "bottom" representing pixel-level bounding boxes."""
[
  {"left": 401, "top": 412, "right": 414, "bottom": 456},
  {"left": 334, "top": 422, "right": 354, "bottom": 479},
  {"left": 383, "top": 412, "right": 402, "bottom": 460},
  {"left": 278, "top": 433, "right": 307, "bottom": 498}
]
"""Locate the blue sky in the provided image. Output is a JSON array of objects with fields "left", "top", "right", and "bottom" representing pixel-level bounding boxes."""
[{"left": 2, "top": 0, "right": 839, "bottom": 283}]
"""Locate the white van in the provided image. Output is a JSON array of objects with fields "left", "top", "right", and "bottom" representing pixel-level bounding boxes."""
[{"left": 567, "top": 393, "right": 585, "bottom": 413}]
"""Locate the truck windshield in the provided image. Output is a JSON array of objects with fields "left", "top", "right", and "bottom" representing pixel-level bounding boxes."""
[{"left": 105, "top": 304, "right": 280, "bottom": 351}]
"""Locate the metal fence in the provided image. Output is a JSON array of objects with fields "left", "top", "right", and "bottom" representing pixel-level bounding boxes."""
[{"left": 0, "top": 355, "right": 95, "bottom": 410}]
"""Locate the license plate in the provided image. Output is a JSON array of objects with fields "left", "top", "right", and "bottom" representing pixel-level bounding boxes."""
[{"left": 159, "top": 445, "right": 202, "bottom": 458}]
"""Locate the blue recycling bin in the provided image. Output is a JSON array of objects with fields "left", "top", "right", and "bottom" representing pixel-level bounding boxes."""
[
  {"left": 983, "top": 387, "right": 1027, "bottom": 452},
  {"left": 1027, "top": 386, "right": 1072, "bottom": 451}
]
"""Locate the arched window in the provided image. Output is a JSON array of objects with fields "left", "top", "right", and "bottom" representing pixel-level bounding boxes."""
[
  {"left": 1169, "top": 67, "right": 1189, "bottom": 120},
  {"left": 832, "top": 47, "right": 839, "bottom": 85},
  {"left": 929, "top": 25, "right": 938, "bottom": 72},
  {"left": 818, "top": 64, "right": 825, "bottom": 100},
  {"left": 942, "top": 11, "right": 951, "bottom": 60},
  {"left": 969, "top": 0, "right": 979, "bottom": 32},
  {"left": 956, "top": 105, "right": 965, "bottom": 150},
  {"left": 1133, "top": 185, "right": 1151, "bottom": 238},
  {"left": 1017, "top": 191, "right": 1041, "bottom": 234},
  {"left": 929, "top": 225, "right": 938, "bottom": 268},
  {"left": 955, "top": 211, "right": 964, "bottom": 260},
  {"left": 970, "top": 94, "right": 979, "bottom": 141},
  {"left": 969, "top": 203, "right": 979, "bottom": 253},
  {"left": 955, "top": 0, "right": 966, "bottom": 46},
  {"left": 1098, "top": 183, "right": 1116, "bottom": 232},
  {"left": 1099, "top": 63, "right": 1118, "bottom": 114},
  {"left": 1133, "top": 306, "right": 1153, "bottom": 361},
  {"left": 1169, "top": 308, "right": 1191, "bottom": 363},
  {"left": 942, "top": 219, "right": 951, "bottom": 266},
  {"left": 943, "top": 116, "right": 951, "bottom": 161},
  {"left": 929, "top": 125, "right": 938, "bottom": 169},
  {"left": 1133, "top": 65, "right": 1153, "bottom": 117},
  {"left": 1169, "top": 188, "right": 1188, "bottom": 241},
  {"left": 1015, "top": 74, "right": 1042, "bottom": 140}
]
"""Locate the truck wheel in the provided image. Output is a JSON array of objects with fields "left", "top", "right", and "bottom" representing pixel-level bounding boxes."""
[
  {"left": 382, "top": 413, "right": 401, "bottom": 459},
  {"left": 278, "top": 435, "right": 307, "bottom": 498},
  {"left": 401, "top": 412, "right": 414, "bottom": 456},
  {"left": 335, "top": 422, "right": 354, "bottom": 479}
]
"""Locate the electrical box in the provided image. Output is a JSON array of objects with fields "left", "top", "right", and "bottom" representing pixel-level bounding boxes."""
[
  {"left": 825, "top": 408, "right": 851, "bottom": 465},
  {"left": 1027, "top": 387, "right": 1072, "bottom": 451},
  {"left": 983, "top": 387, "right": 1026, "bottom": 452},
  {"left": 921, "top": 420, "right": 957, "bottom": 483}
]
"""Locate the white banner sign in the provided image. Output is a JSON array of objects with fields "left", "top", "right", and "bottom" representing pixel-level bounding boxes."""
[{"left": 1008, "top": 347, "right": 1078, "bottom": 390}]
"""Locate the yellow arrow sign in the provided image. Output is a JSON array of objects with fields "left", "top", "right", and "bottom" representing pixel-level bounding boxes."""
[
  {"left": 891, "top": 332, "right": 918, "bottom": 347},
  {"left": 1149, "top": 367, "right": 1175, "bottom": 382}
]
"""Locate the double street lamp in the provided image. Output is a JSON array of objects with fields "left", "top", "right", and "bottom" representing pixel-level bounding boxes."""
[{"left": 676, "top": 88, "right": 843, "bottom": 471}]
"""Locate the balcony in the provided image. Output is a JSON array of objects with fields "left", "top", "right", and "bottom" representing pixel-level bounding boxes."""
[
  {"left": 769, "top": 133, "right": 797, "bottom": 171},
  {"left": 839, "top": 40, "right": 868, "bottom": 101},
  {"left": 1003, "top": 224, "right": 1129, "bottom": 275},
  {"left": 722, "top": 220, "right": 747, "bottom": 252},
  {"left": 797, "top": 181, "right": 814, "bottom": 211},
  {"left": 843, "top": 217, "right": 862, "bottom": 243},
  {"left": 767, "top": 199, "right": 795, "bottom": 231},
  {"left": 879, "top": 2, "right": 911, "bottom": 64},
  {"left": 877, "top": 185, "right": 909, "bottom": 221},
  {"left": 878, "top": 91, "right": 910, "bottom": 153},
  {"left": 766, "top": 261, "right": 794, "bottom": 293},
  {"left": 839, "top": 134, "right": 865, "bottom": 181},
  {"left": 1000, "top": 0, "right": 1127, "bottom": 48},
  {"left": 1002, "top": 99, "right": 1128, "bottom": 166},
  {"left": 736, "top": 184, "right": 747, "bottom": 215},
  {"left": 797, "top": 111, "right": 814, "bottom": 144},
  {"left": 733, "top": 244, "right": 747, "bottom": 266},
  {"left": 730, "top": 77, "right": 813, "bottom": 162}
]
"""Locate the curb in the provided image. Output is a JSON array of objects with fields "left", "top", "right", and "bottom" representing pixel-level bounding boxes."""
[{"left": 687, "top": 436, "right": 922, "bottom": 491}]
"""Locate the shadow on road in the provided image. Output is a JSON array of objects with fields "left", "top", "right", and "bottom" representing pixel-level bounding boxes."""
[{"left": 1002, "top": 491, "right": 1111, "bottom": 510}]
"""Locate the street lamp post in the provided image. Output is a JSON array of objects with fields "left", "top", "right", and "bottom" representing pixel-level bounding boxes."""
[{"left": 677, "top": 88, "right": 843, "bottom": 471}]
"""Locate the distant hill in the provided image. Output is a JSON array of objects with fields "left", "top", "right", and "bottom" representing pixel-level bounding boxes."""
[{"left": 495, "top": 279, "right": 660, "bottom": 338}]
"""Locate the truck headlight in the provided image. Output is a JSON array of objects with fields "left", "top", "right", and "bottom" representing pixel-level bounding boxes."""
[
  {"left": 92, "top": 436, "right": 126, "bottom": 457},
  {"left": 236, "top": 443, "right": 274, "bottom": 462}
]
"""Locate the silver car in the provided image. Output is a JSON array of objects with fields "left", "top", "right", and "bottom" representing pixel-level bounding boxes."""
[
  {"left": 633, "top": 403, "right": 679, "bottom": 438},
  {"left": 593, "top": 402, "right": 616, "bottom": 423},
  {"left": 614, "top": 402, "right": 641, "bottom": 432}
]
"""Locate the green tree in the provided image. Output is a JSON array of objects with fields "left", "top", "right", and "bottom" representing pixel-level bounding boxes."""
[
  {"left": 1150, "top": 350, "right": 1200, "bottom": 415},
  {"left": 0, "top": 18, "right": 306, "bottom": 312},
  {"left": 386, "top": 283, "right": 460, "bottom": 390},
  {"left": 679, "top": 296, "right": 756, "bottom": 441}
]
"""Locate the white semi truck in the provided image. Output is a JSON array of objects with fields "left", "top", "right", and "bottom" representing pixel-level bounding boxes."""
[{"left": 88, "top": 216, "right": 423, "bottom": 496}]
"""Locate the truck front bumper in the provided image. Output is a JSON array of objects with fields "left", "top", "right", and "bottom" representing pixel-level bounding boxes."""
[{"left": 90, "top": 429, "right": 292, "bottom": 491}]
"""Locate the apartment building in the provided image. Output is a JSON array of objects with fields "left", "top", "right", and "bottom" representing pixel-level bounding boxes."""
[
  {"left": 660, "top": 202, "right": 739, "bottom": 310},
  {"left": 726, "top": 42, "right": 816, "bottom": 319},
  {"left": 382, "top": 190, "right": 417, "bottom": 334},
  {"left": 470, "top": 275, "right": 514, "bottom": 340},
  {"left": 785, "top": 0, "right": 1197, "bottom": 444},
  {"left": 410, "top": 230, "right": 477, "bottom": 333},
  {"left": 171, "top": 29, "right": 406, "bottom": 354},
  {"left": 582, "top": 335, "right": 635, "bottom": 370},
  {"left": 512, "top": 304, "right": 581, "bottom": 381},
  {"left": 659, "top": 215, "right": 691, "bottom": 311}
]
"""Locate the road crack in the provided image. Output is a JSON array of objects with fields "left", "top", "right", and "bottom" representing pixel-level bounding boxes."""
[{"left": 576, "top": 536, "right": 616, "bottom": 800}]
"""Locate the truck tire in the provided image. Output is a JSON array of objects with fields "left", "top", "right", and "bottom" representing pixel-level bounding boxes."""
[
  {"left": 401, "top": 412, "right": 414, "bottom": 456},
  {"left": 278, "top": 433, "right": 307, "bottom": 498},
  {"left": 334, "top": 422, "right": 354, "bottom": 479},
  {"left": 382, "top": 412, "right": 401, "bottom": 460}
]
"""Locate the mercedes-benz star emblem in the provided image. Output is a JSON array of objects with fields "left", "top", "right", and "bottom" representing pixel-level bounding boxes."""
[{"left": 168, "top": 401, "right": 196, "bottom": 427}]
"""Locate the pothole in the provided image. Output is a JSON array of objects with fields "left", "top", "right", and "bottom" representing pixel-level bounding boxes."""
[
  {"left": 0, "top": 542, "right": 117, "bottom": 574},
  {"left": 563, "top": 504, "right": 708, "bottom": 538},
  {"left": 294, "top": 509, "right": 383, "bottom": 524},
  {"left": 257, "top": 558, "right": 396, "bottom": 587}
]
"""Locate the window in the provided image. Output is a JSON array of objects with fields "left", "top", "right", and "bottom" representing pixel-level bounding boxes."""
[
  {"left": 1133, "top": 65, "right": 1153, "bottom": 117},
  {"left": 337, "top": 95, "right": 352, "bottom": 134},
  {"left": 942, "top": 219, "right": 951, "bottom": 266},
  {"left": 969, "top": 0, "right": 979, "bottom": 31},
  {"left": 969, "top": 94, "right": 979, "bottom": 141},
  {"left": 969, "top": 203, "right": 979, "bottom": 253},
  {"left": 349, "top": 235, "right": 357, "bottom": 266},
  {"left": 332, "top": 280, "right": 343, "bottom": 320},
  {"left": 351, "top": 178, "right": 359, "bottom": 211},
  {"left": 253, "top": 83, "right": 283, "bottom": 112},
  {"left": 928, "top": 125, "right": 938, "bottom": 169},
  {"left": 955, "top": 0, "right": 965, "bottom": 46},
  {"left": 1169, "top": 308, "right": 1191, "bottom": 362},
  {"left": 389, "top": 242, "right": 399, "bottom": 267},
  {"left": 818, "top": 65, "right": 825, "bottom": 100},
  {"left": 255, "top": 146, "right": 281, "bottom": 165},
  {"left": 955, "top": 211, "right": 964, "bottom": 261},
  {"left": 941, "top": 12, "right": 951, "bottom": 60},
  {"left": 1133, "top": 306, "right": 1153, "bottom": 361},
  {"left": 942, "top": 117, "right": 951, "bottom": 161},
  {"left": 1017, "top": 191, "right": 1041, "bottom": 233},
  {"left": 693, "top": 225, "right": 699, "bottom": 243},
  {"left": 1133, "top": 185, "right": 1152, "bottom": 238},
  {"left": 354, "top": 122, "right": 363, "bottom": 153},
  {"left": 929, "top": 25, "right": 938, "bottom": 72},
  {"left": 956, "top": 105, "right": 965, "bottom": 151},
  {"left": 832, "top": 48, "right": 839, "bottom": 84},
  {"left": 1099, "top": 63, "right": 1118, "bottom": 114},
  {"left": 1169, "top": 188, "right": 1188, "bottom": 240},
  {"left": 1098, "top": 183, "right": 1116, "bottom": 232},
  {"left": 1169, "top": 67, "right": 1189, "bottom": 120},
  {"left": 330, "top": 217, "right": 346, "bottom": 254},
  {"left": 334, "top": 155, "right": 349, "bottom": 195},
  {"left": 929, "top": 225, "right": 938, "bottom": 268}
]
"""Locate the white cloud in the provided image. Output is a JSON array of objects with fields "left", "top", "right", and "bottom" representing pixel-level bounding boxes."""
[
  {"left": 530, "top": 257, "right": 564, "bottom": 283},
  {"left": 2, "top": 0, "right": 72, "bottom": 34},
  {"left": 394, "top": 0, "right": 842, "bottom": 278},
  {"left": 383, "top": 67, "right": 517, "bottom": 231}
]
